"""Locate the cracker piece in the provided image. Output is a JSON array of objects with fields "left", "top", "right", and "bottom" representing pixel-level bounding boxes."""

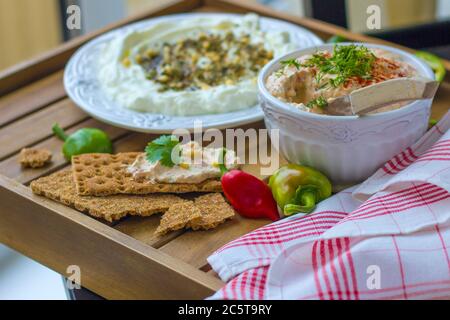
[
  {"left": 191, "top": 193, "right": 236, "bottom": 230},
  {"left": 19, "top": 148, "right": 52, "bottom": 168},
  {"left": 71, "top": 153, "right": 222, "bottom": 196},
  {"left": 155, "top": 201, "right": 202, "bottom": 236},
  {"left": 30, "top": 170, "right": 186, "bottom": 222}
]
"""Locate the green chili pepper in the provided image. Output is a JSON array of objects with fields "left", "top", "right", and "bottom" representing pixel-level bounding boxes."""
[
  {"left": 429, "top": 118, "right": 438, "bottom": 129},
  {"left": 269, "top": 164, "right": 332, "bottom": 216},
  {"left": 415, "top": 51, "right": 446, "bottom": 82},
  {"left": 52, "top": 123, "right": 113, "bottom": 160},
  {"left": 327, "top": 35, "right": 348, "bottom": 44}
]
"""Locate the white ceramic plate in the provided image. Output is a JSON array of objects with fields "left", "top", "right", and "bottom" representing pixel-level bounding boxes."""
[{"left": 64, "top": 13, "right": 323, "bottom": 133}]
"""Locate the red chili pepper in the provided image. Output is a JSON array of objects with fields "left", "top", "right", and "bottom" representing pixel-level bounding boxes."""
[{"left": 221, "top": 169, "right": 280, "bottom": 222}]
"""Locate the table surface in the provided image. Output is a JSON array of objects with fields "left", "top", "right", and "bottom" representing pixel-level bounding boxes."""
[{"left": 0, "top": 0, "right": 449, "bottom": 300}]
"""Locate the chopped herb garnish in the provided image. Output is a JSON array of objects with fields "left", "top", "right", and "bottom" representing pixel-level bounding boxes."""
[
  {"left": 280, "top": 58, "right": 301, "bottom": 69},
  {"left": 145, "top": 135, "right": 181, "bottom": 167},
  {"left": 306, "top": 96, "right": 328, "bottom": 109},
  {"left": 275, "top": 69, "right": 284, "bottom": 77},
  {"left": 302, "top": 45, "right": 376, "bottom": 88},
  {"left": 218, "top": 148, "right": 228, "bottom": 176}
]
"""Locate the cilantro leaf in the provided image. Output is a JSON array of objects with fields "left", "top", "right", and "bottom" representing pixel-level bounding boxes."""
[
  {"left": 145, "top": 135, "right": 180, "bottom": 167},
  {"left": 280, "top": 58, "right": 301, "bottom": 69},
  {"left": 218, "top": 148, "right": 228, "bottom": 176},
  {"left": 306, "top": 96, "right": 328, "bottom": 109}
]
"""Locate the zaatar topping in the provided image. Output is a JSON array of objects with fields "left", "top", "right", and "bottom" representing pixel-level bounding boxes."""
[{"left": 134, "top": 32, "right": 274, "bottom": 92}]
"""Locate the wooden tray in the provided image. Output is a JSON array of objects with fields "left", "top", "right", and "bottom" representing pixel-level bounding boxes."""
[{"left": 0, "top": 0, "right": 449, "bottom": 299}]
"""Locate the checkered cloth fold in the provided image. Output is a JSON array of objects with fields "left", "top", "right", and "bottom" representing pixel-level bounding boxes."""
[{"left": 208, "top": 111, "right": 450, "bottom": 300}]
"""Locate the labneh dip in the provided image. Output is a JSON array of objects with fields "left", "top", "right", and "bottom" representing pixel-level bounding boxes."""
[
  {"left": 98, "top": 14, "right": 297, "bottom": 116},
  {"left": 266, "top": 45, "right": 418, "bottom": 115}
]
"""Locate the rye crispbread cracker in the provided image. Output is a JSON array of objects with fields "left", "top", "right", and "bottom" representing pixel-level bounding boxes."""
[
  {"left": 19, "top": 148, "right": 52, "bottom": 168},
  {"left": 30, "top": 170, "right": 186, "bottom": 222},
  {"left": 71, "top": 153, "right": 222, "bottom": 196},
  {"left": 191, "top": 193, "right": 235, "bottom": 230},
  {"left": 155, "top": 193, "right": 235, "bottom": 236},
  {"left": 155, "top": 201, "right": 202, "bottom": 236}
]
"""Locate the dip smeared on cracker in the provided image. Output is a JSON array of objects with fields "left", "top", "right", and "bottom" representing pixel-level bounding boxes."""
[
  {"left": 266, "top": 45, "right": 417, "bottom": 115},
  {"left": 128, "top": 137, "right": 239, "bottom": 184},
  {"left": 71, "top": 152, "right": 222, "bottom": 196}
]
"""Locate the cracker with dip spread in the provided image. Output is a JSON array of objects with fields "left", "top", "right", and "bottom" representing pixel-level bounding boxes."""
[
  {"left": 71, "top": 152, "right": 223, "bottom": 196},
  {"left": 71, "top": 138, "right": 239, "bottom": 196},
  {"left": 31, "top": 169, "right": 186, "bottom": 222},
  {"left": 31, "top": 136, "right": 238, "bottom": 234}
]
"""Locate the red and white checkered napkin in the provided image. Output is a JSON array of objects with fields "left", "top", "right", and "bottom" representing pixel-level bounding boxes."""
[{"left": 208, "top": 111, "right": 450, "bottom": 300}]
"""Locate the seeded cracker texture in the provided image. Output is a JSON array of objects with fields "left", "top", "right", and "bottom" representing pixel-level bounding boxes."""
[
  {"left": 155, "top": 201, "right": 202, "bottom": 236},
  {"left": 19, "top": 148, "right": 52, "bottom": 168},
  {"left": 71, "top": 152, "right": 222, "bottom": 196},
  {"left": 30, "top": 170, "right": 186, "bottom": 222},
  {"left": 191, "top": 193, "right": 236, "bottom": 230},
  {"left": 155, "top": 193, "right": 235, "bottom": 236}
]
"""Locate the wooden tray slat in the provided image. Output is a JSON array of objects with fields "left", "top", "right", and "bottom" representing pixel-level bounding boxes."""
[
  {"left": 433, "top": 84, "right": 450, "bottom": 120},
  {"left": 0, "top": 71, "right": 65, "bottom": 128},
  {"left": 0, "top": 99, "right": 88, "bottom": 160},
  {"left": 115, "top": 215, "right": 184, "bottom": 249},
  {"left": 159, "top": 215, "right": 269, "bottom": 269}
]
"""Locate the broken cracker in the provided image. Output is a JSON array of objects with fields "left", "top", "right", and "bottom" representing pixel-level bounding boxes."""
[
  {"left": 71, "top": 153, "right": 222, "bottom": 196},
  {"left": 191, "top": 193, "right": 235, "bottom": 230},
  {"left": 155, "top": 193, "right": 235, "bottom": 236},
  {"left": 30, "top": 169, "right": 186, "bottom": 222},
  {"left": 19, "top": 148, "right": 52, "bottom": 168},
  {"left": 155, "top": 201, "right": 202, "bottom": 236}
]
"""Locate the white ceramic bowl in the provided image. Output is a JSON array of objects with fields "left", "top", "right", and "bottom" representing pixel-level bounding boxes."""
[{"left": 258, "top": 43, "right": 435, "bottom": 190}]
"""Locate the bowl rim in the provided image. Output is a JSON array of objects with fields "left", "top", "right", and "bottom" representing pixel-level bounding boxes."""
[{"left": 258, "top": 42, "right": 436, "bottom": 121}]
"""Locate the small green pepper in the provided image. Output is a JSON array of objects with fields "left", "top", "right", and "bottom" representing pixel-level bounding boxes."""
[
  {"left": 327, "top": 35, "right": 348, "bottom": 44},
  {"left": 52, "top": 123, "right": 113, "bottom": 160},
  {"left": 415, "top": 51, "right": 446, "bottom": 82},
  {"left": 269, "top": 164, "right": 332, "bottom": 216},
  {"left": 429, "top": 118, "right": 438, "bottom": 129}
]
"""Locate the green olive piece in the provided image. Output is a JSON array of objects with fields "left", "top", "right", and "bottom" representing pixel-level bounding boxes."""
[{"left": 52, "top": 123, "right": 113, "bottom": 160}]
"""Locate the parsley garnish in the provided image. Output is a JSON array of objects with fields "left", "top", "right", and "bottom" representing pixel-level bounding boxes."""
[
  {"left": 145, "top": 135, "right": 181, "bottom": 167},
  {"left": 280, "top": 58, "right": 301, "bottom": 69},
  {"left": 302, "top": 45, "right": 376, "bottom": 88},
  {"left": 218, "top": 148, "right": 228, "bottom": 176},
  {"left": 306, "top": 96, "right": 328, "bottom": 109}
]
